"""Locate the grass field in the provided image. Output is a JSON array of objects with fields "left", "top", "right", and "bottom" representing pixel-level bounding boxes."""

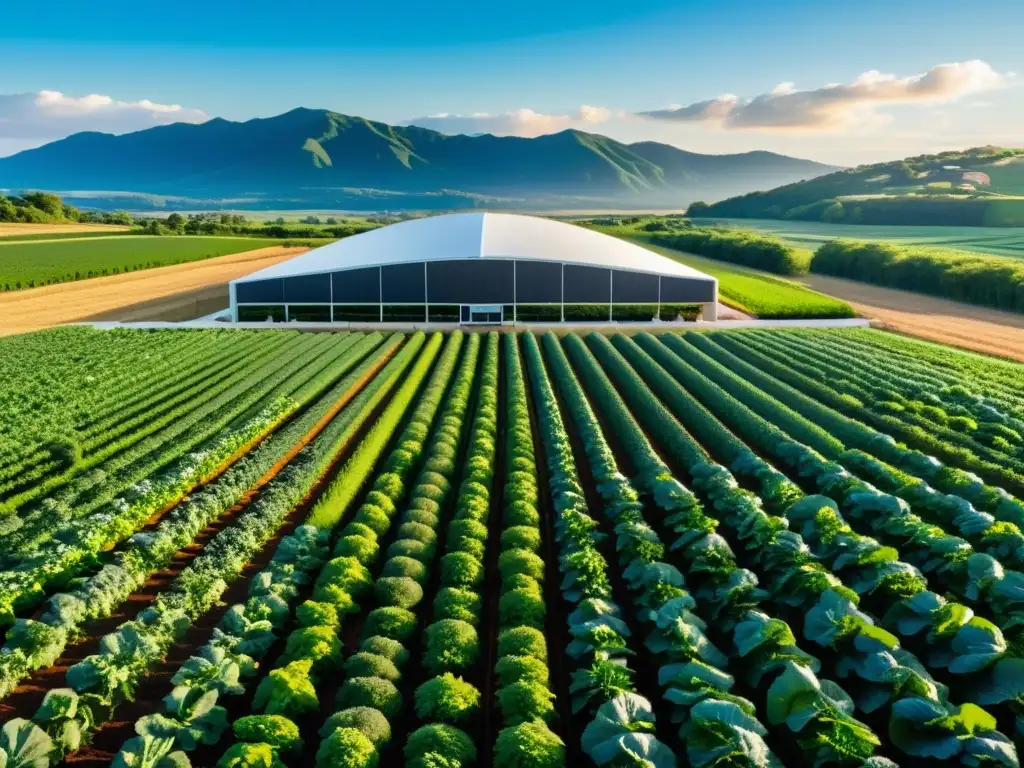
[
  {"left": 714, "top": 217, "right": 1024, "bottom": 257},
  {"left": 0, "top": 236, "right": 306, "bottom": 290},
  {"left": 0, "top": 327, "right": 1022, "bottom": 767},
  {"left": 0, "top": 231, "right": 138, "bottom": 243},
  {"left": 626, "top": 236, "right": 854, "bottom": 318}
]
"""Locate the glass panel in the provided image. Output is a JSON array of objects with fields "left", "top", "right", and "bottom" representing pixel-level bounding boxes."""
[{"left": 237, "top": 305, "right": 286, "bottom": 322}]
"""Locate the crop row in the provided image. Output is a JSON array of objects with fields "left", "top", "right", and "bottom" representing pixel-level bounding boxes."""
[{"left": 2, "top": 333, "right": 429, "bottom": 766}]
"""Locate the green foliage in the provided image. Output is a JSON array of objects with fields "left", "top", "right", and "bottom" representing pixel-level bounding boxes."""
[
  {"left": 404, "top": 724, "right": 477, "bottom": 765},
  {"left": 335, "top": 677, "right": 403, "bottom": 718},
  {"left": 362, "top": 607, "right": 418, "bottom": 642},
  {"left": 433, "top": 588, "right": 482, "bottom": 623},
  {"left": 316, "top": 727, "right": 378, "bottom": 768},
  {"left": 217, "top": 742, "right": 285, "bottom": 768},
  {"left": 812, "top": 240, "right": 1024, "bottom": 313},
  {"left": 332, "top": 535, "right": 379, "bottom": 565},
  {"left": 498, "top": 549, "right": 546, "bottom": 582},
  {"left": 0, "top": 236, "right": 293, "bottom": 292},
  {"left": 232, "top": 715, "right": 302, "bottom": 752},
  {"left": 495, "top": 655, "right": 550, "bottom": 687},
  {"left": 494, "top": 721, "right": 566, "bottom": 768},
  {"left": 359, "top": 636, "right": 409, "bottom": 666},
  {"left": 440, "top": 552, "right": 484, "bottom": 587},
  {"left": 382, "top": 555, "right": 428, "bottom": 584},
  {"left": 343, "top": 652, "right": 402, "bottom": 682},
  {"left": 500, "top": 526, "right": 541, "bottom": 553},
  {"left": 374, "top": 576, "right": 424, "bottom": 609},
  {"left": 499, "top": 588, "right": 546, "bottom": 628},
  {"left": 295, "top": 601, "right": 339, "bottom": 629},
  {"left": 650, "top": 227, "right": 809, "bottom": 275},
  {"left": 424, "top": 619, "right": 480, "bottom": 673},
  {"left": 320, "top": 707, "right": 391, "bottom": 747},
  {"left": 279, "top": 626, "right": 341, "bottom": 673},
  {"left": 498, "top": 627, "right": 548, "bottom": 663},
  {"left": 253, "top": 660, "right": 319, "bottom": 718},
  {"left": 495, "top": 681, "right": 557, "bottom": 725},
  {"left": 414, "top": 673, "right": 481, "bottom": 723}
]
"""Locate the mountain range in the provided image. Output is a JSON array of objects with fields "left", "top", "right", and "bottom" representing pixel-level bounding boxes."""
[{"left": 0, "top": 108, "right": 839, "bottom": 211}]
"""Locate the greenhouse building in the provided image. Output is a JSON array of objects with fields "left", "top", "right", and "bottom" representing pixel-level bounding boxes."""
[{"left": 229, "top": 212, "right": 718, "bottom": 324}]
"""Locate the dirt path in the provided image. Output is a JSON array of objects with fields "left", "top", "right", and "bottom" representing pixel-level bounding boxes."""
[
  {"left": 0, "top": 245, "right": 305, "bottom": 336},
  {"left": 799, "top": 274, "right": 1024, "bottom": 361}
]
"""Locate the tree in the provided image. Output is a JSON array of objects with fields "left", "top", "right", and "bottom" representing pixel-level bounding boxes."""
[
  {"left": 21, "top": 191, "right": 65, "bottom": 218},
  {"left": 0, "top": 196, "right": 16, "bottom": 222},
  {"left": 166, "top": 213, "right": 185, "bottom": 232}
]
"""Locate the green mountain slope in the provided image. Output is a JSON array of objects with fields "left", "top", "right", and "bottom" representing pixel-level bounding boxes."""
[
  {"left": 691, "top": 146, "right": 1024, "bottom": 226},
  {"left": 0, "top": 108, "right": 837, "bottom": 210}
]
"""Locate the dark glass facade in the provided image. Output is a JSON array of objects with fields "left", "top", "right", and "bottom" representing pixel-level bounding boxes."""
[{"left": 234, "top": 259, "right": 715, "bottom": 321}]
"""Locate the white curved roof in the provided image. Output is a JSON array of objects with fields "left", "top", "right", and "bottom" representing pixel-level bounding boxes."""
[{"left": 233, "top": 213, "right": 713, "bottom": 284}]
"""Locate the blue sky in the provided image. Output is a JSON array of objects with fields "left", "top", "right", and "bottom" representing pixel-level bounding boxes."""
[{"left": 1, "top": 0, "right": 1021, "bottom": 163}]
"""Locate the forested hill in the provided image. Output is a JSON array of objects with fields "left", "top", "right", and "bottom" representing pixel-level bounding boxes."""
[
  {"left": 689, "top": 146, "right": 1024, "bottom": 226},
  {"left": 0, "top": 108, "right": 837, "bottom": 210}
]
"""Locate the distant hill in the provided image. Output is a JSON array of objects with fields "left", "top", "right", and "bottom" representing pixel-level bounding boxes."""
[
  {"left": 0, "top": 108, "right": 838, "bottom": 211},
  {"left": 690, "top": 146, "right": 1024, "bottom": 226}
]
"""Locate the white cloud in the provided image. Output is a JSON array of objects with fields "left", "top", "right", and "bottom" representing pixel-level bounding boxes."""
[
  {"left": 638, "top": 60, "right": 1011, "bottom": 131},
  {"left": 404, "top": 105, "right": 611, "bottom": 137},
  {"left": 0, "top": 90, "right": 208, "bottom": 146}
]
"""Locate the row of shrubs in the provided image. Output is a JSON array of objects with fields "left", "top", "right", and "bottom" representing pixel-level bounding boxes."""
[
  {"left": 312, "top": 332, "right": 478, "bottom": 767},
  {"left": 495, "top": 336, "right": 566, "bottom": 761},
  {"left": 650, "top": 227, "right": 809, "bottom": 275},
  {"left": 209, "top": 333, "right": 448, "bottom": 767},
  {"left": 811, "top": 240, "right": 1024, "bottom": 314}
]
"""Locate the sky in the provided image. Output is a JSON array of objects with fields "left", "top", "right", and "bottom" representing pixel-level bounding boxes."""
[{"left": 1, "top": 0, "right": 1022, "bottom": 165}]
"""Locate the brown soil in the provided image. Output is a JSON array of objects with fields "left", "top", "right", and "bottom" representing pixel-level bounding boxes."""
[
  {"left": 799, "top": 274, "right": 1024, "bottom": 361},
  {"left": 0, "top": 223, "right": 131, "bottom": 237},
  {"left": 0, "top": 245, "right": 305, "bottom": 336}
]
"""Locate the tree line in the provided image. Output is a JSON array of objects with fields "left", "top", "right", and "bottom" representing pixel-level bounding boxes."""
[
  {"left": 0, "top": 192, "right": 132, "bottom": 226},
  {"left": 811, "top": 241, "right": 1024, "bottom": 313},
  {"left": 649, "top": 227, "right": 809, "bottom": 275}
]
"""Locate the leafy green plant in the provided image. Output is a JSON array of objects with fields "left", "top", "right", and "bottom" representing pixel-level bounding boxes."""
[
  {"left": 414, "top": 673, "right": 481, "bottom": 723},
  {"left": 334, "top": 677, "right": 403, "bottom": 718},
  {"left": 433, "top": 588, "right": 482, "bottom": 623},
  {"left": 319, "top": 707, "right": 391, "bottom": 747},
  {"left": 343, "top": 652, "right": 401, "bottom": 682},
  {"left": 494, "top": 720, "right": 566, "bottom": 768},
  {"left": 252, "top": 660, "right": 318, "bottom": 718},
  {"left": 496, "top": 681, "right": 556, "bottom": 725},
  {"left": 498, "top": 627, "right": 548, "bottom": 663},
  {"left": 359, "top": 636, "right": 409, "bottom": 666},
  {"left": 424, "top": 620, "right": 480, "bottom": 674},
  {"left": 404, "top": 724, "right": 477, "bottom": 766},
  {"left": 232, "top": 715, "right": 302, "bottom": 752},
  {"left": 315, "top": 727, "right": 378, "bottom": 768},
  {"left": 374, "top": 577, "right": 424, "bottom": 609},
  {"left": 362, "top": 607, "right": 417, "bottom": 642}
]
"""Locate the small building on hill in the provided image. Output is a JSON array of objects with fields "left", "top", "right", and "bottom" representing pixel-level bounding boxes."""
[{"left": 229, "top": 213, "right": 718, "bottom": 324}]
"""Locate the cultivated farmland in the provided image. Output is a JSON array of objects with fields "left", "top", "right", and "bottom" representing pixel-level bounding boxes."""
[
  {"left": 0, "top": 326, "right": 1023, "bottom": 767},
  {"left": 0, "top": 236, "right": 303, "bottom": 292}
]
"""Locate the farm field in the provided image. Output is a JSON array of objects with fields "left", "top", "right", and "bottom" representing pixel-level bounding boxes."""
[
  {"left": 799, "top": 273, "right": 1024, "bottom": 361},
  {"left": 713, "top": 218, "right": 1024, "bottom": 258},
  {"left": 0, "top": 223, "right": 131, "bottom": 239},
  {"left": 0, "top": 236, "right": 302, "bottom": 292},
  {"left": 635, "top": 239, "right": 855, "bottom": 318},
  {"left": 0, "top": 325, "right": 1023, "bottom": 767},
  {"left": 0, "top": 245, "right": 306, "bottom": 336}
]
